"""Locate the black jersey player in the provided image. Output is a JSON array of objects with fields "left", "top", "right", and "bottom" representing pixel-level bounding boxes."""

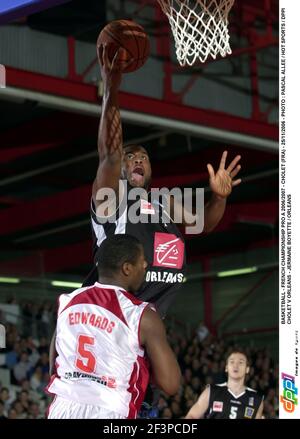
[
  {"left": 185, "top": 350, "right": 264, "bottom": 419},
  {"left": 83, "top": 44, "right": 242, "bottom": 318}
]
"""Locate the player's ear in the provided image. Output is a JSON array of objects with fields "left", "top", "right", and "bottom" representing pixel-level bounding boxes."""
[
  {"left": 246, "top": 366, "right": 250, "bottom": 374},
  {"left": 122, "top": 262, "right": 132, "bottom": 276}
]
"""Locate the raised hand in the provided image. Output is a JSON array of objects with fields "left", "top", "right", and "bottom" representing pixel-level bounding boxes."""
[
  {"left": 207, "top": 151, "right": 242, "bottom": 198},
  {"left": 97, "top": 43, "right": 133, "bottom": 93}
]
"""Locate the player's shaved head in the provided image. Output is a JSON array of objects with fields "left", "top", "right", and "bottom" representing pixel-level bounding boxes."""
[
  {"left": 95, "top": 234, "right": 142, "bottom": 276},
  {"left": 95, "top": 234, "right": 147, "bottom": 293}
]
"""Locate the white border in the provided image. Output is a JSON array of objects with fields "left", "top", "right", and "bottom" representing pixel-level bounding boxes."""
[{"left": 279, "top": 0, "right": 300, "bottom": 419}]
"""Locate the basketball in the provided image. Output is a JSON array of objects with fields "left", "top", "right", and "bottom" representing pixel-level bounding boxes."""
[{"left": 97, "top": 19, "right": 150, "bottom": 73}]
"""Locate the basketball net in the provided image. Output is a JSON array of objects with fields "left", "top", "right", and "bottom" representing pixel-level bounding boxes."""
[{"left": 157, "top": 0, "right": 235, "bottom": 66}]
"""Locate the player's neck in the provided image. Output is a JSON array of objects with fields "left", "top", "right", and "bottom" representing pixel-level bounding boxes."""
[
  {"left": 127, "top": 181, "right": 149, "bottom": 193},
  {"left": 98, "top": 276, "right": 129, "bottom": 291},
  {"left": 227, "top": 379, "right": 245, "bottom": 396}
]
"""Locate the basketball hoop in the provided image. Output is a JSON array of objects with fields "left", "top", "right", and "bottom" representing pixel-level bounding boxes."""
[{"left": 157, "top": 0, "right": 235, "bottom": 66}]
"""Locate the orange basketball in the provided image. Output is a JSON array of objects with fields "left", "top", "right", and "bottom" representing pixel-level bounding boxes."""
[{"left": 97, "top": 19, "right": 150, "bottom": 73}]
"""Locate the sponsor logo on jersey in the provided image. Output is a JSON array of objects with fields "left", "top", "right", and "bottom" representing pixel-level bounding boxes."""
[
  {"left": 145, "top": 270, "right": 184, "bottom": 283},
  {"left": 64, "top": 371, "right": 117, "bottom": 389},
  {"left": 244, "top": 407, "right": 255, "bottom": 418},
  {"left": 140, "top": 199, "right": 156, "bottom": 215},
  {"left": 230, "top": 400, "right": 241, "bottom": 405},
  {"left": 248, "top": 397, "right": 254, "bottom": 406},
  {"left": 213, "top": 401, "right": 223, "bottom": 412},
  {"left": 153, "top": 233, "right": 184, "bottom": 269}
]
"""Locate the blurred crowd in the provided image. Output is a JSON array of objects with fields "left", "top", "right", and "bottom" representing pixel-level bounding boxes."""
[
  {"left": 0, "top": 300, "right": 56, "bottom": 419},
  {"left": 0, "top": 301, "right": 278, "bottom": 419}
]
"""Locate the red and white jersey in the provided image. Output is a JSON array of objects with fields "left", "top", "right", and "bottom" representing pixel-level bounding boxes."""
[{"left": 46, "top": 282, "right": 151, "bottom": 418}]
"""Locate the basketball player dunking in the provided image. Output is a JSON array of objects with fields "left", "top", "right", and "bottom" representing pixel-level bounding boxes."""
[
  {"left": 185, "top": 350, "right": 264, "bottom": 419},
  {"left": 83, "top": 43, "right": 242, "bottom": 319}
]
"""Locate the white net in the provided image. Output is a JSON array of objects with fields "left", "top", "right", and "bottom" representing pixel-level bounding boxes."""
[{"left": 158, "top": 0, "right": 235, "bottom": 66}]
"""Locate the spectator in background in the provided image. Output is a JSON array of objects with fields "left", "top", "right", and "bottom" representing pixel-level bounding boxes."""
[
  {"left": 0, "top": 400, "right": 7, "bottom": 419},
  {"left": 22, "top": 301, "right": 35, "bottom": 338},
  {"left": 183, "top": 353, "right": 193, "bottom": 368},
  {"left": 4, "top": 324, "right": 18, "bottom": 351},
  {"left": 18, "top": 390, "right": 30, "bottom": 412},
  {"left": 0, "top": 387, "right": 10, "bottom": 412},
  {"left": 265, "top": 388, "right": 278, "bottom": 409},
  {"left": 35, "top": 352, "right": 49, "bottom": 375},
  {"left": 161, "top": 407, "right": 173, "bottom": 419},
  {"left": 37, "top": 337, "right": 49, "bottom": 355},
  {"left": 26, "top": 337, "right": 40, "bottom": 369},
  {"left": 196, "top": 322, "right": 209, "bottom": 343},
  {"left": 190, "top": 376, "right": 202, "bottom": 394},
  {"left": 183, "top": 368, "right": 193, "bottom": 386},
  {"left": 41, "top": 372, "right": 50, "bottom": 391},
  {"left": 170, "top": 400, "right": 181, "bottom": 418},
  {"left": 191, "top": 358, "right": 201, "bottom": 377},
  {"left": 12, "top": 400, "right": 27, "bottom": 419},
  {"left": 18, "top": 337, "right": 33, "bottom": 357},
  {"left": 5, "top": 341, "right": 21, "bottom": 370},
  {"left": 30, "top": 366, "right": 43, "bottom": 393},
  {"left": 13, "top": 352, "right": 32, "bottom": 384},
  {"left": 7, "top": 408, "right": 17, "bottom": 419},
  {"left": 21, "top": 379, "right": 41, "bottom": 403},
  {"left": 28, "top": 401, "right": 42, "bottom": 419},
  {"left": 157, "top": 396, "right": 168, "bottom": 413},
  {"left": 37, "top": 302, "right": 52, "bottom": 339},
  {"left": 211, "top": 361, "right": 224, "bottom": 383}
]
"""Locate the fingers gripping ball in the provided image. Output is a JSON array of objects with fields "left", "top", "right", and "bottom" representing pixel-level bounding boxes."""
[{"left": 97, "top": 19, "right": 150, "bottom": 73}]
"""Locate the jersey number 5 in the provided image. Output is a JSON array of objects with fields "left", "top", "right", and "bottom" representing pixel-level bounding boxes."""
[
  {"left": 76, "top": 335, "right": 96, "bottom": 373},
  {"left": 229, "top": 406, "right": 238, "bottom": 419}
]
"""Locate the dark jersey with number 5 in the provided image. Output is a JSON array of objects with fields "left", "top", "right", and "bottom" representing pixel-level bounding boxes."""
[{"left": 206, "top": 383, "right": 263, "bottom": 419}]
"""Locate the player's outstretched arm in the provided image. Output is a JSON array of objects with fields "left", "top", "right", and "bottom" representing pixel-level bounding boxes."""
[
  {"left": 93, "top": 44, "right": 132, "bottom": 210},
  {"left": 140, "top": 307, "right": 181, "bottom": 396},
  {"left": 255, "top": 400, "right": 264, "bottom": 419},
  {"left": 170, "top": 151, "right": 241, "bottom": 233},
  {"left": 185, "top": 386, "right": 210, "bottom": 419}
]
